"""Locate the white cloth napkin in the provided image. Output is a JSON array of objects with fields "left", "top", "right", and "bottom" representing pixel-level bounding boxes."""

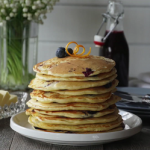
[
  {"left": 129, "top": 75, "right": 150, "bottom": 88},
  {"left": 138, "top": 72, "right": 150, "bottom": 84}
]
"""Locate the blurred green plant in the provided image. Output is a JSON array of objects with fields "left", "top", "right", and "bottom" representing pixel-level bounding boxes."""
[{"left": 0, "top": 0, "right": 59, "bottom": 90}]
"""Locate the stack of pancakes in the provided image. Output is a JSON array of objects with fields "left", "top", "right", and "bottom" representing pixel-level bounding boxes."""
[{"left": 26, "top": 55, "right": 124, "bottom": 133}]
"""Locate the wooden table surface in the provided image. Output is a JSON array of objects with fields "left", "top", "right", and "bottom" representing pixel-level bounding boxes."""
[{"left": 0, "top": 117, "right": 150, "bottom": 150}]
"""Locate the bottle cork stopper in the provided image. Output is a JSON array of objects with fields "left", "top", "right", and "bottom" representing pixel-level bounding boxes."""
[{"left": 94, "top": 35, "right": 104, "bottom": 47}]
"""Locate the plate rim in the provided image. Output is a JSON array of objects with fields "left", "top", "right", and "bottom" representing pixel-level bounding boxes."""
[{"left": 10, "top": 110, "right": 142, "bottom": 145}]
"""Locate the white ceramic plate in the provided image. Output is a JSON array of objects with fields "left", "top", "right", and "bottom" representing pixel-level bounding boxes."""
[{"left": 10, "top": 110, "right": 142, "bottom": 146}]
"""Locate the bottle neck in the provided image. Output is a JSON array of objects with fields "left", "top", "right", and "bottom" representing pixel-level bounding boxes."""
[{"left": 106, "top": 18, "right": 124, "bottom": 32}]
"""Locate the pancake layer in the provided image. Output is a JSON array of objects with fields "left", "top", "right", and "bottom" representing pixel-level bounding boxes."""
[
  {"left": 26, "top": 104, "right": 117, "bottom": 118},
  {"left": 53, "top": 79, "right": 118, "bottom": 95},
  {"left": 29, "top": 74, "right": 117, "bottom": 91},
  {"left": 30, "top": 90, "right": 112, "bottom": 103},
  {"left": 26, "top": 95, "right": 121, "bottom": 111},
  {"left": 28, "top": 115, "right": 123, "bottom": 132},
  {"left": 33, "top": 55, "right": 115, "bottom": 77},
  {"left": 27, "top": 111, "right": 119, "bottom": 125},
  {"left": 36, "top": 68, "right": 117, "bottom": 81},
  {"left": 33, "top": 125, "right": 124, "bottom": 134}
]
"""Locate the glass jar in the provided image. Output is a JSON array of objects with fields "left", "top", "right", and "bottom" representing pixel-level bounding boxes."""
[{"left": 0, "top": 19, "right": 38, "bottom": 90}]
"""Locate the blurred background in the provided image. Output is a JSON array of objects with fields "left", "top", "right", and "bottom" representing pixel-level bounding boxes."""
[{"left": 37, "top": 0, "right": 150, "bottom": 87}]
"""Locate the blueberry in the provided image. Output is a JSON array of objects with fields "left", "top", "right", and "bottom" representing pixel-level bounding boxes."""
[
  {"left": 82, "top": 68, "right": 94, "bottom": 77},
  {"left": 104, "top": 82, "right": 112, "bottom": 88},
  {"left": 65, "top": 48, "right": 73, "bottom": 56},
  {"left": 56, "top": 47, "right": 66, "bottom": 58},
  {"left": 87, "top": 111, "right": 98, "bottom": 115}
]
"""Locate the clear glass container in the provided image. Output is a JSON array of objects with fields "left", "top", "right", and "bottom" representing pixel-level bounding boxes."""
[
  {"left": 0, "top": 19, "right": 39, "bottom": 90},
  {"left": 0, "top": 91, "right": 28, "bottom": 119}
]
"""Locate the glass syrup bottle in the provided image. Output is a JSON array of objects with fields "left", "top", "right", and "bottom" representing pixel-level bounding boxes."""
[{"left": 96, "top": 0, "right": 129, "bottom": 87}]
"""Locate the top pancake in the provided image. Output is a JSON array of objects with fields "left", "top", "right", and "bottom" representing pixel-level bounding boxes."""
[{"left": 33, "top": 55, "right": 115, "bottom": 77}]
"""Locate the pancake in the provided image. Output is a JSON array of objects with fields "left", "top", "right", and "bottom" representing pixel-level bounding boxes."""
[
  {"left": 28, "top": 74, "right": 117, "bottom": 91},
  {"left": 26, "top": 94, "right": 121, "bottom": 111},
  {"left": 26, "top": 105, "right": 117, "bottom": 118},
  {"left": 36, "top": 68, "right": 117, "bottom": 81},
  {"left": 30, "top": 90, "right": 112, "bottom": 103},
  {"left": 33, "top": 55, "right": 115, "bottom": 77},
  {"left": 28, "top": 115, "right": 123, "bottom": 132},
  {"left": 33, "top": 124, "right": 124, "bottom": 133},
  {"left": 27, "top": 110, "right": 119, "bottom": 125},
  {"left": 53, "top": 79, "right": 118, "bottom": 95}
]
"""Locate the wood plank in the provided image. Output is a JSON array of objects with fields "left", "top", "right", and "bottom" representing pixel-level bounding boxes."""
[
  {"left": 10, "top": 132, "right": 103, "bottom": 150},
  {"left": 51, "top": 144, "right": 103, "bottom": 150},
  {"left": 129, "top": 45, "right": 150, "bottom": 78},
  {"left": 39, "top": 5, "right": 104, "bottom": 42},
  {"left": 10, "top": 132, "right": 53, "bottom": 150},
  {"left": 39, "top": 5, "right": 150, "bottom": 44},
  {"left": 0, "top": 118, "right": 15, "bottom": 150},
  {"left": 104, "top": 126, "right": 150, "bottom": 150},
  {"left": 58, "top": 0, "right": 150, "bottom": 6}
]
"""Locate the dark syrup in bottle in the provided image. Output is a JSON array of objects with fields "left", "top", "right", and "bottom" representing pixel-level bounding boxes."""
[{"left": 100, "top": 30, "right": 129, "bottom": 86}]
